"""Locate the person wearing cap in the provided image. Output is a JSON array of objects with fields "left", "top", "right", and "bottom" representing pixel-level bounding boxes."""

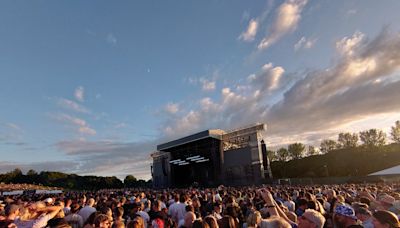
[
  {"left": 334, "top": 205, "right": 361, "bottom": 228},
  {"left": 298, "top": 209, "right": 326, "bottom": 228}
]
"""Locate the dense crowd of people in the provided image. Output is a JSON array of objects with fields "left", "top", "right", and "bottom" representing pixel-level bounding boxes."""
[{"left": 0, "top": 183, "right": 400, "bottom": 228}]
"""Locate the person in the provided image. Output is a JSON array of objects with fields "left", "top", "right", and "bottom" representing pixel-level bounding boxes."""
[
  {"left": 113, "top": 207, "right": 125, "bottom": 224},
  {"left": 180, "top": 212, "right": 196, "bottom": 228},
  {"left": 211, "top": 202, "right": 222, "bottom": 220},
  {"left": 259, "top": 216, "right": 291, "bottom": 228},
  {"left": 296, "top": 198, "right": 308, "bottom": 217},
  {"left": 203, "top": 216, "right": 219, "bottom": 228},
  {"left": 14, "top": 202, "right": 63, "bottom": 228},
  {"left": 283, "top": 193, "right": 295, "bottom": 212},
  {"left": 0, "top": 204, "right": 19, "bottom": 228},
  {"left": 64, "top": 203, "right": 84, "bottom": 228},
  {"left": 333, "top": 205, "right": 360, "bottom": 228},
  {"left": 93, "top": 214, "right": 111, "bottom": 228},
  {"left": 218, "top": 215, "right": 235, "bottom": 228},
  {"left": 354, "top": 206, "right": 373, "bottom": 228},
  {"left": 244, "top": 210, "right": 261, "bottom": 228},
  {"left": 148, "top": 200, "right": 167, "bottom": 226},
  {"left": 298, "top": 209, "right": 326, "bottom": 228},
  {"left": 126, "top": 216, "right": 145, "bottom": 228},
  {"left": 79, "top": 199, "right": 97, "bottom": 224},
  {"left": 372, "top": 210, "right": 400, "bottom": 228}
]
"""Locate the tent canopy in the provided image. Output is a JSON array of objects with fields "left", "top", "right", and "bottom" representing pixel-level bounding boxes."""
[{"left": 368, "top": 165, "right": 400, "bottom": 176}]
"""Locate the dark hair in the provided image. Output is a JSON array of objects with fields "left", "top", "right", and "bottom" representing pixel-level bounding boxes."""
[
  {"left": 218, "top": 215, "right": 236, "bottom": 228},
  {"left": 373, "top": 210, "right": 400, "bottom": 228},
  {"left": 94, "top": 214, "right": 110, "bottom": 227}
]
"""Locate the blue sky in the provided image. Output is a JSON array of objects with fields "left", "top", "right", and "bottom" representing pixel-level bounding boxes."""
[{"left": 1, "top": 0, "right": 400, "bottom": 180}]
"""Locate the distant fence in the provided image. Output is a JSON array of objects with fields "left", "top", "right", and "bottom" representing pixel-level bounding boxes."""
[{"left": 274, "top": 174, "right": 400, "bottom": 185}]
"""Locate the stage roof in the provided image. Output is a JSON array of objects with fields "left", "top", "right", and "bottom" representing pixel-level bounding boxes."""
[
  {"left": 368, "top": 165, "right": 400, "bottom": 176},
  {"left": 157, "top": 129, "right": 225, "bottom": 151}
]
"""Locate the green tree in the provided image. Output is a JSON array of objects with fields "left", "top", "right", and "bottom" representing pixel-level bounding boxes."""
[
  {"left": 307, "top": 145, "right": 318, "bottom": 156},
  {"left": 320, "top": 139, "right": 337, "bottom": 154},
  {"left": 27, "top": 169, "right": 37, "bottom": 176},
  {"left": 267, "top": 150, "right": 278, "bottom": 162},
  {"left": 337, "top": 132, "right": 358, "bottom": 148},
  {"left": 288, "top": 143, "right": 305, "bottom": 159},
  {"left": 276, "top": 148, "right": 290, "bottom": 162},
  {"left": 391, "top": 120, "right": 400, "bottom": 143},
  {"left": 360, "top": 129, "right": 386, "bottom": 147},
  {"left": 124, "top": 175, "right": 137, "bottom": 187}
]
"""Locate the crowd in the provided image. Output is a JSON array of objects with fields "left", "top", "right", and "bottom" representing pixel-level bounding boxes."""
[
  {"left": 0, "top": 184, "right": 61, "bottom": 192},
  {"left": 0, "top": 183, "right": 400, "bottom": 228}
]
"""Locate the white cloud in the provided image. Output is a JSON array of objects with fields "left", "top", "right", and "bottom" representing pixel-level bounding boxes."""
[
  {"left": 336, "top": 31, "right": 365, "bottom": 57},
  {"left": 51, "top": 113, "right": 96, "bottom": 136},
  {"left": 294, "top": 36, "right": 317, "bottom": 51},
  {"left": 239, "top": 19, "right": 259, "bottom": 42},
  {"left": 248, "top": 62, "right": 285, "bottom": 91},
  {"left": 106, "top": 33, "right": 117, "bottom": 45},
  {"left": 201, "top": 79, "right": 216, "bottom": 91},
  {"left": 161, "top": 28, "right": 400, "bottom": 148},
  {"left": 74, "top": 86, "right": 85, "bottom": 102},
  {"left": 57, "top": 98, "right": 90, "bottom": 114},
  {"left": 6, "top": 123, "right": 22, "bottom": 131},
  {"left": 258, "top": 0, "right": 308, "bottom": 50},
  {"left": 165, "top": 103, "right": 179, "bottom": 114}
]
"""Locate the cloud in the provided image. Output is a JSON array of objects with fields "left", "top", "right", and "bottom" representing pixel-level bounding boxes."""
[
  {"left": 294, "top": 36, "right": 317, "bottom": 51},
  {"left": 51, "top": 113, "right": 96, "bottom": 136},
  {"left": 106, "top": 33, "right": 117, "bottom": 45},
  {"left": 55, "top": 139, "right": 155, "bottom": 179},
  {"left": 74, "top": 86, "right": 85, "bottom": 102},
  {"left": 258, "top": 0, "right": 308, "bottom": 50},
  {"left": 239, "top": 19, "right": 259, "bottom": 42},
  {"left": 57, "top": 98, "right": 90, "bottom": 114},
  {"left": 200, "top": 79, "right": 216, "bottom": 91},
  {"left": 248, "top": 62, "right": 285, "bottom": 91},
  {"left": 162, "top": 28, "right": 400, "bottom": 148},
  {"left": 336, "top": 31, "right": 365, "bottom": 57},
  {"left": 165, "top": 103, "right": 179, "bottom": 114}
]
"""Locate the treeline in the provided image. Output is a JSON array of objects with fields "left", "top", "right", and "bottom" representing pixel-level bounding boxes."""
[
  {"left": 0, "top": 169, "right": 151, "bottom": 190},
  {"left": 269, "top": 120, "right": 400, "bottom": 178}
]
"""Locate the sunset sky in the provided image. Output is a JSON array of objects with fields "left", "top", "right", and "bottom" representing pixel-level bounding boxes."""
[{"left": 1, "top": 0, "right": 400, "bottom": 180}]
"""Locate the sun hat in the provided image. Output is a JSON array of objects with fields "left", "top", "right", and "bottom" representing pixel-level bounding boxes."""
[{"left": 335, "top": 205, "right": 357, "bottom": 220}]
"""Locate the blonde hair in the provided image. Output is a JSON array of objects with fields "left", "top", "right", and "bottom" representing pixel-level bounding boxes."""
[
  {"left": 247, "top": 211, "right": 262, "bottom": 227},
  {"left": 259, "top": 216, "right": 291, "bottom": 228}
]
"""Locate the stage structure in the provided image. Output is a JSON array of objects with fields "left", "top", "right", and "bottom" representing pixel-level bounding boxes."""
[{"left": 151, "top": 123, "right": 272, "bottom": 188}]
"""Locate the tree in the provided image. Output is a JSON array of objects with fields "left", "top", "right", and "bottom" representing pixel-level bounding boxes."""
[
  {"left": 320, "top": 139, "right": 337, "bottom": 154},
  {"left": 27, "top": 169, "right": 38, "bottom": 176},
  {"left": 288, "top": 143, "right": 305, "bottom": 159},
  {"left": 391, "top": 120, "right": 400, "bottom": 143},
  {"left": 276, "top": 148, "right": 290, "bottom": 162},
  {"left": 124, "top": 175, "right": 137, "bottom": 188},
  {"left": 307, "top": 145, "right": 318, "bottom": 156},
  {"left": 359, "top": 129, "right": 386, "bottom": 147},
  {"left": 267, "top": 150, "right": 278, "bottom": 162},
  {"left": 337, "top": 132, "right": 358, "bottom": 148}
]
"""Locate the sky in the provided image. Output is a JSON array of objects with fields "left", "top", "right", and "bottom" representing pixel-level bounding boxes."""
[{"left": 1, "top": 0, "right": 400, "bottom": 180}]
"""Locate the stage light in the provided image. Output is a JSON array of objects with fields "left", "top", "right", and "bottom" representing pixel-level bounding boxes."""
[
  {"left": 186, "top": 155, "right": 201, "bottom": 160},
  {"left": 195, "top": 158, "right": 210, "bottom": 163}
]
